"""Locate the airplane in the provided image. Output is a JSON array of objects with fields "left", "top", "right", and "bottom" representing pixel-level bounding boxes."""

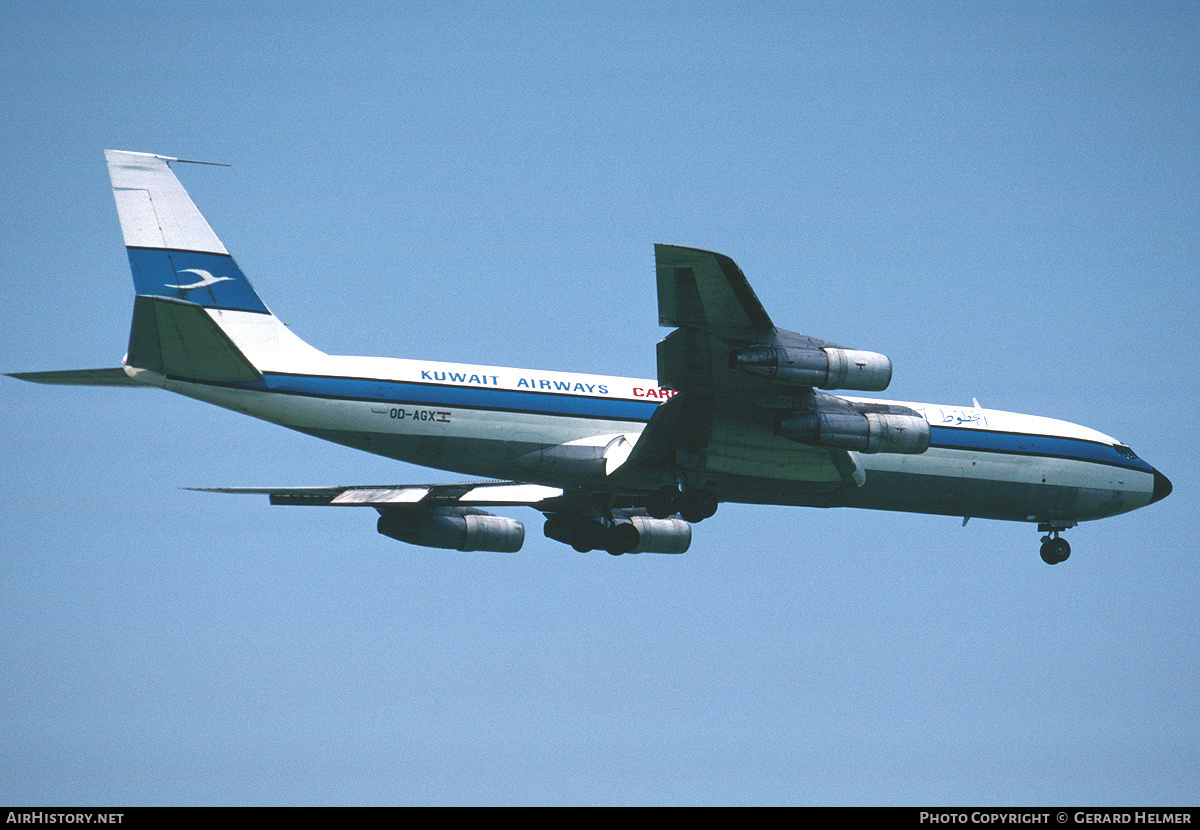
[{"left": 8, "top": 150, "right": 1172, "bottom": 565}]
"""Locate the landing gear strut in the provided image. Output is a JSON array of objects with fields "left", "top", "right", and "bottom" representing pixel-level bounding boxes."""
[
  {"left": 646, "top": 485, "right": 682, "bottom": 520},
  {"left": 646, "top": 485, "right": 718, "bottom": 523},
  {"left": 1038, "top": 522, "right": 1075, "bottom": 565}
]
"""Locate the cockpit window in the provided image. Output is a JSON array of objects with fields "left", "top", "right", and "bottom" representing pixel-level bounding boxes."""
[{"left": 1114, "top": 443, "right": 1139, "bottom": 459}]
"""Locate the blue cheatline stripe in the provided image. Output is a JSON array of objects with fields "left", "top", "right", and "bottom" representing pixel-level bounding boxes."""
[
  {"left": 256, "top": 372, "right": 661, "bottom": 422},
  {"left": 228, "top": 372, "right": 1149, "bottom": 473},
  {"left": 929, "top": 425, "right": 1154, "bottom": 474},
  {"left": 126, "top": 247, "right": 270, "bottom": 314}
]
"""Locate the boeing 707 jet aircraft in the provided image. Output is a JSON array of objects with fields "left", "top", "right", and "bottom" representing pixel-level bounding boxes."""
[{"left": 9, "top": 151, "right": 1172, "bottom": 564}]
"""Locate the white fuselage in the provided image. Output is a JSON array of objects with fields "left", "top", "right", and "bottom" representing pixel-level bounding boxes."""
[{"left": 127, "top": 337, "right": 1161, "bottom": 527}]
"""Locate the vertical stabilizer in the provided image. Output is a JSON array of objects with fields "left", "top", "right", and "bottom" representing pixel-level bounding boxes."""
[
  {"left": 106, "top": 150, "right": 270, "bottom": 314},
  {"left": 105, "top": 151, "right": 324, "bottom": 379}
]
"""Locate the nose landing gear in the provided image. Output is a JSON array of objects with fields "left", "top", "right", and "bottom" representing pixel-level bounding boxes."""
[
  {"left": 1040, "top": 534, "right": 1071, "bottom": 565},
  {"left": 1038, "top": 521, "right": 1076, "bottom": 565}
]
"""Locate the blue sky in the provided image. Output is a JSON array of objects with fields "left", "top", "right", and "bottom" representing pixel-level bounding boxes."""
[{"left": 2, "top": 0, "right": 1197, "bottom": 805}]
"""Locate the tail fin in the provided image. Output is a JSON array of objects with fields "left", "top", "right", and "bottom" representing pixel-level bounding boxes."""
[
  {"left": 107, "top": 150, "right": 270, "bottom": 314},
  {"left": 105, "top": 151, "right": 323, "bottom": 382},
  {"left": 11, "top": 152, "right": 320, "bottom": 389}
]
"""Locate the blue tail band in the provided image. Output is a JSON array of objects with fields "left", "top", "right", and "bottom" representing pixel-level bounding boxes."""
[{"left": 126, "top": 247, "right": 270, "bottom": 314}]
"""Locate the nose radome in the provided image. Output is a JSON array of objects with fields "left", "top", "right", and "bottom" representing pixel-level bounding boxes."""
[{"left": 1151, "top": 468, "right": 1173, "bottom": 504}]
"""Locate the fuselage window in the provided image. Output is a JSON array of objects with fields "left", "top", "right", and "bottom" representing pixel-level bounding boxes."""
[{"left": 1114, "top": 443, "right": 1139, "bottom": 459}]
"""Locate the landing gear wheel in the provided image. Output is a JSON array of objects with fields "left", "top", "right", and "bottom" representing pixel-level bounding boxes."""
[
  {"left": 646, "top": 485, "right": 683, "bottom": 519},
  {"left": 1039, "top": 539, "right": 1055, "bottom": 565},
  {"left": 679, "top": 488, "right": 718, "bottom": 523},
  {"left": 1039, "top": 535, "right": 1071, "bottom": 565},
  {"left": 1051, "top": 536, "right": 1070, "bottom": 563}
]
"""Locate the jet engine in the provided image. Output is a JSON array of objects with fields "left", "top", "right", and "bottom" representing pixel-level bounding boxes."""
[
  {"left": 624, "top": 516, "right": 692, "bottom": 553},
  {"left": 377, "top": 508, "right": 525, "bottom": 552},
  {"left": 731, "top": 345, "right": 893, "bottom": 391},
  {"left": 543, "top": 514, "right": 691, "bottom": 554},
  {"left": 777, "top": 407, "right": 930, "bottom": 454}
]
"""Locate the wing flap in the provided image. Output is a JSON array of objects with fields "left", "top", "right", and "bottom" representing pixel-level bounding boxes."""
[
  {"left": 657, "top": 325, "right": 784, "bottom": 401},
  {"left": 331, "top": 488, "right": 430, "bottom": 505}
]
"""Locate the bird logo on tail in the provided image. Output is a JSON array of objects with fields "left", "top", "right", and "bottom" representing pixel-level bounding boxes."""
[{"left": 166, "top": 268, "right": 234, "bottom": 290}]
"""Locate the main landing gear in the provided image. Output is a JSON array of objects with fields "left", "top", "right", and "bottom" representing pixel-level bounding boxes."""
[
  {"left": 1038, "top": 521, "right": 1075, "bottom": 565},
  {"left": 646, "top": 485, "right": 718, "bottom": 523}
]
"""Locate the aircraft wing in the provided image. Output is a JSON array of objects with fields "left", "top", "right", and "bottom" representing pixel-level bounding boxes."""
[
  {"left": 615, "top": 246, "right": 865, "bottom": 492},
  {"left": 653, "top": 245, "right": 836, "bottom": 401},
  {"left": 655, "top": 244, "right": 774, "bottom": 331},
  {"left": 192, "top": 481, "right": 566, "bottom": 508}
]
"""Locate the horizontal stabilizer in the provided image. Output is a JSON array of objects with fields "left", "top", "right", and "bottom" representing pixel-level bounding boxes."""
[
  {"left": 7, "top": 367, "right": 143, "bottom": 386},
  {"left": 127, "top": 295, "right": 262, "bottom": 383}
]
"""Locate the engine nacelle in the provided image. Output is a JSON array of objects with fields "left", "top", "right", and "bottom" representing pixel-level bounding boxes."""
[
  {"left": 544, "top": 515, "right": 691, "bottom": 554},
  {"left": 731, "top": 346, "right": 892, "bottom": 391},
  {"left": 777, "top": 408, "right": 930, "bottom": 454},
  {"left": 625, "top": 516, "right": 691, "bottom": 554},
  {"left": 378, "top": 509, "right": 525, "bottom": 552}
]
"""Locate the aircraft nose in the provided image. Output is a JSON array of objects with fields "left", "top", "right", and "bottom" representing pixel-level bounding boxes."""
[{"left": 1151, "top": 468, "right": 1173, "bottom": 504}]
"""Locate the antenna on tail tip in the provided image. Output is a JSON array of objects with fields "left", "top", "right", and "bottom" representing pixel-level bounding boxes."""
[{"left": 169, "top": 157, "right": 231, "bottom": 167}]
